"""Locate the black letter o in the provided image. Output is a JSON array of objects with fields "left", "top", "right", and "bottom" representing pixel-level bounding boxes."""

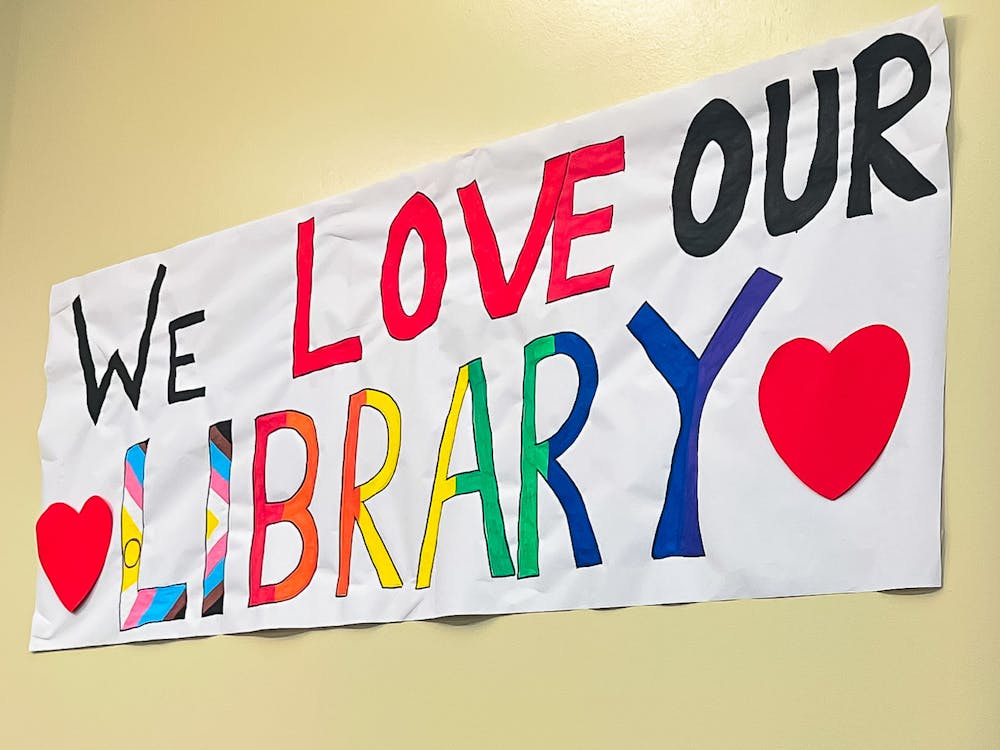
[{"left": 672, "top": 98, "right": 753, "bottom": 258}]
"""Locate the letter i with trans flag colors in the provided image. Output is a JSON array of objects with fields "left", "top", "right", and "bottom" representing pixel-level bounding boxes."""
[
  {"left": 203, "top": 421, "right": 232, "bottom": 616},
  {"left": 120, "top": 441, "right": 188, "bottom": 630}
]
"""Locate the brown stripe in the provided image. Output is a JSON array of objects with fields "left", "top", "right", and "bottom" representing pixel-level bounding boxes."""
[
  {"left": 165, "top": 590, "right": 187, "bottom": 621},
  {"left": 203, "top": 587, "right": 224, "bottom": 618},
  {"left": 209, "top": 424, "right": 232, "bottom": 459},
  {"left": 202, "top": 583, "right": 224, "bottom": 614}
]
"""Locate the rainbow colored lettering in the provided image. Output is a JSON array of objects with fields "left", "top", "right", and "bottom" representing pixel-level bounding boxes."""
[{"left": 202, "top": 421, "right": 231, "bottom": 616}]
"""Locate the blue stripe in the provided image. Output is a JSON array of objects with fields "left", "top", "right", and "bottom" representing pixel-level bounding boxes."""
[
  {"left": 204, "top": 558, "right": 225, "bottom": 593},
  {"left": 126, "top": 444, "right": 146, "bottom": 484},
  {"left": 209, "top": 442, "right": 231, "bottom": 481},
  {"left": 138, "top": 584, "right": 186, "bottom": 625}
]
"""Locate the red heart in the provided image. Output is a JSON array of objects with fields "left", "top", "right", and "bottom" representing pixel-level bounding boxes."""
[
  {"left": 758, "top": 325, "right": 910, "bottom": 500},
  {"left": 36, "top": 495, "right": 112, "bottom": 612}
]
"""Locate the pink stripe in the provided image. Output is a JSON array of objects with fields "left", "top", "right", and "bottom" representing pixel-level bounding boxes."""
[
  {"left": 123, "top": 588, "right": 155, "bottom": 629},
  {"left": 124, "top": 464, "right": 143, "bottom": 509},
  {"left": 205, "top": 533, "right": 228, "bottom": 574},
  {"left": 209, "top": 469, "right": 229, "bottom": 503}
]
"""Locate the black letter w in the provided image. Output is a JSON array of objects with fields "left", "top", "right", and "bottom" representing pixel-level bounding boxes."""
[{"left": 73, "top": 264, "right": 166, "bottom": 424}]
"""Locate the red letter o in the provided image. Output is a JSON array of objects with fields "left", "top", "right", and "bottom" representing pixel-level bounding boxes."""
[{"left": 381, "top": 192, "right": 447, "bottom": 341}]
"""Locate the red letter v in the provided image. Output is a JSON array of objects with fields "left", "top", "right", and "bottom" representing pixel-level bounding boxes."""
[{"left": 457, "top": 154, "right": 569, "bottom": 319}]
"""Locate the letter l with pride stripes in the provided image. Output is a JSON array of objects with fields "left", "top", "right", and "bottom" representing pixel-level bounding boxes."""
[{"left": 119, "top": 421, "right": 232, "bottom": 630}]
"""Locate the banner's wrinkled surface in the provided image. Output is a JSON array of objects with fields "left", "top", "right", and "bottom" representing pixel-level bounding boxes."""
[{"left": 31, "top": 8, "right": 950, "bottom": 651}]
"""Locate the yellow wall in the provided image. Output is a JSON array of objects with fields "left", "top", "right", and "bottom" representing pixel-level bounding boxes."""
[{"left": 1, "top": 1, "right": 996, "bottom": 747}]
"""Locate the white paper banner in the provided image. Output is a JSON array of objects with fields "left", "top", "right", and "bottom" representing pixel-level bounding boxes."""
[{"left": 31, "top": 8, "right": 950, "bottom": 651}]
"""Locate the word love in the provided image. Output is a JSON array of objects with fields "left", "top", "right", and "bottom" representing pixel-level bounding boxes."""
[{"left": 83, "top": 270, "right": 782, "bottom": 629}]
